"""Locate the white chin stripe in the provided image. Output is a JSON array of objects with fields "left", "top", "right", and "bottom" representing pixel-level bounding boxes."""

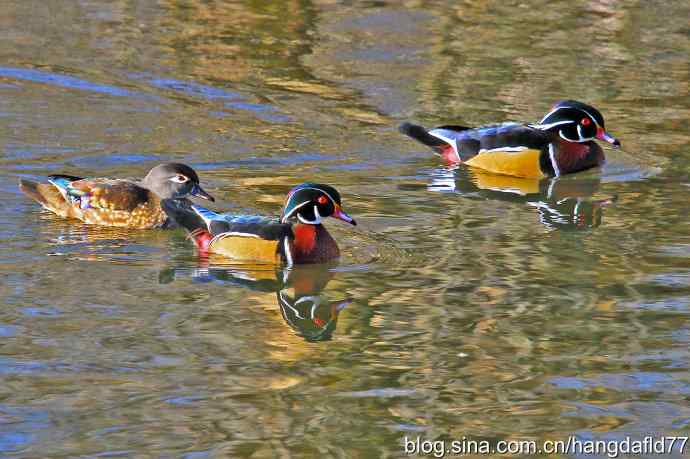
[
  {"left": 281, "top": 200, "right": 310, "bottom": 223},
  {"left": 558, "top": 130, "right": 582, "bottom": 143},
  {"left": 577, "top": 124, "right": 584, "bottom": 141},
  {"left": 297, "top": 205, "right": 322, "bottom": 225},
  {"left": 576, "top": 124, "right": 595, "bottom": 142}
]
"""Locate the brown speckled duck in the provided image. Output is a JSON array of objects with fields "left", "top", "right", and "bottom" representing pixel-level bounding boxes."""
[{"left": 19, "top": 163, "right": 213, "bottom": 229}]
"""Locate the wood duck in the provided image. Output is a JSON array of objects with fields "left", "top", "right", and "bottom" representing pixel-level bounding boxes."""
[
  {"left": 19, "top": 163, "right": 214, "bottom": 229},
  {"left": 162, "top": 183, "right": 356, "bottom": 265},
  {"left": 400, "top": 100, "right": 620, "bottom": 178}
]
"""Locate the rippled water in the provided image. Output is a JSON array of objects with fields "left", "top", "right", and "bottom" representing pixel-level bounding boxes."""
[{"left": 1, "top": 0, "right": 689, "bottom": 457}]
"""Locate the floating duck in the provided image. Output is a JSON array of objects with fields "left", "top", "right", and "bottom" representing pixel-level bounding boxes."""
[
  {"left": 163, "top": 183, "right": 356, "bottom": 265},
  {"left": 401, "top": 100, "right": 620, "bottom": 178},
  {"left": 19, "top": 163, "right": 213, "bottom": 229}
]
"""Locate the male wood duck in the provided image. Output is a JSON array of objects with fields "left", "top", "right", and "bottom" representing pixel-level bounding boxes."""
[
  {"left": 162, "top": 183, "right": 356, "bottom": 265},
  {"left": 19, "top": 163, "right": 214, "bottom": 229},
  {"left": 400, "top": 100, "right": 620, "bottom": 178}
]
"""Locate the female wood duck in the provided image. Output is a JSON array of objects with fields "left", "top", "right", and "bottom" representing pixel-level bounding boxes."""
[
  {"left": 19, "top": 163, "right": 214, "bottom": 229},
  {"left": 162, "top": 183, "right": 356, "bottom": 265},
  {"left": 400, "top": 100, "right": 621, "bottom": 178}
]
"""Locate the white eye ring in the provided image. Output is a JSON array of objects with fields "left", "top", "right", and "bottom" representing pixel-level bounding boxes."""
[{"left": 169, "top": 175, "right": 189, "bottom": 183}]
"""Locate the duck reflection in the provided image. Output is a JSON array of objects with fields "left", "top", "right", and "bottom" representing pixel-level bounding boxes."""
[
  {"left": 428, "top": 166, "right": 616, "bottom": 230},
  {"left": 160, "top": 259, "right": 351, "bottom": 342}
]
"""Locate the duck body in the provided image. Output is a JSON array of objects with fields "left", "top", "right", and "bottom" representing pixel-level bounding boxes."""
[
  {"left": 401, "top": 100, "right": 620, "bottom": 178},
  {"left": 21, "top": 176, "right": 169, "bottom": 228},
  {"left": 183, "top": 213, "right": 339, "bottom": 264},
  {"left": 163, "top": 183, "right": 356, "bottom": 266},
  {"left": 19, "top": 163, "right": 213, "bottom": 229}
]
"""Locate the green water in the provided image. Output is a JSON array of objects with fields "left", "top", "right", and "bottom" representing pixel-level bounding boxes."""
[{"left": 1, "top": 0, "right": 689, "bottom": 457}]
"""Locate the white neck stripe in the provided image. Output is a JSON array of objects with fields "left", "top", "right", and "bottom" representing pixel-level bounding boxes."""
[
  {"left": 549, "top": 143, "right": 561, "bottom": 177},
  {"left": 283, "top": 236, "right": 293, "bottom": 266}
]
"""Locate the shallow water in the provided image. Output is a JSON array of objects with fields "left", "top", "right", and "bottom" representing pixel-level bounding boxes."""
[{"left": 1, "top": 0, "right": 689, "bottom": 457}]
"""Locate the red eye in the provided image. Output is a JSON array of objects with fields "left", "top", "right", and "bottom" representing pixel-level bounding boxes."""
[
  {"left": 581, "top": 118, "right": 591, "bottom": 126},
  {"left": 317, "top": 195, "right": 328, "bottom": 205}
]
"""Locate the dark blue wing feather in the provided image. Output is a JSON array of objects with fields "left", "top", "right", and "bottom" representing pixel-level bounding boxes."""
[{"left": 217, "top": 214, "right": 280, "bottom": 225}]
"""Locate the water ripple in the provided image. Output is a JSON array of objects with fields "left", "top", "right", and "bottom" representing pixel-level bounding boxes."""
[{"left": 0, "top": 66, "right": 150, "bottom": 99}]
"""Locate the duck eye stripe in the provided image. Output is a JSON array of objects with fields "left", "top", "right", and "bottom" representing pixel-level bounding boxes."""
[
  {"left": 579, "top": 108, "right": 600, "bottom": 128},
  {"left": 538, "top": 106, "right": 573, "bottom": 123},
  {"left": 290, "top": 187, "right": 338, "bottom": 206},
  {"left": 530, "top": 120, "right": 573, "bottom": 130}
]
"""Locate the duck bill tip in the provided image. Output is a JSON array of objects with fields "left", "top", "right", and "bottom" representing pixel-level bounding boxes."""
[
  {"left": 596, "top": 128, "right": 621, "bottom": 148},
  {"left": 192, "top": 185, "right": 215, "bottom": 202},
  {"left": 333, "top": 206, "right": 356, "bottom": 226}
]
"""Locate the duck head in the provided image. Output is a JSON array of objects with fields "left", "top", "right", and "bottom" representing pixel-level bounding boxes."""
[
  {"left": 281, "top": 183, "right": 356, "bottom": 226},
  {"left": 532, "top": 100, "right": 620, "bottom": 147},
  {"left": 143, "top": 163, "right": 214, "bottom": 201}
]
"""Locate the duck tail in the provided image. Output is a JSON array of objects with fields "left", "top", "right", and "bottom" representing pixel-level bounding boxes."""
[
  {"left": 400, "top": 122, "right": 471, "bottom": 163},
  {"left": 18, "top": 178, "right": 72, "bottom": 216},
  {"left": 399, "top": 122, "right": 448, "bottom": 150}
]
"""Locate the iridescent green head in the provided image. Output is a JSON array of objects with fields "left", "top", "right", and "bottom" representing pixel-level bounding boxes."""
[
  {"left": 281, "top": 183, "right": 356, "bottom": 226},
  {"left": 533, "top": 100, "right": 620, "bottom": 147}
]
